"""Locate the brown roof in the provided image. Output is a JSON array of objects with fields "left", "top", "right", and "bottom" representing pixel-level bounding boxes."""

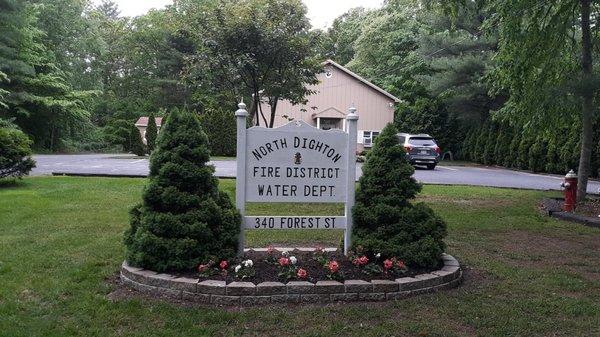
[{"left": 135, "top": 117, "right": 163, "bottom": 127}]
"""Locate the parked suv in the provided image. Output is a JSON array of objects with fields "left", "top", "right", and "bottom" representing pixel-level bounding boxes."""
[{"left": 397, "top": 133, "right": 441, "bottom": 170}]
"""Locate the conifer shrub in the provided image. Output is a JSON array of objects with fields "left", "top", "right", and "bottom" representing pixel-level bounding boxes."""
[
  {"left": 517, "top": 133, "right": 533, "bottom": 169},
  {"left": 0, "top": 123, "right": 36, "bottom": 179},
  {"left": 528, "top": 136, "right": 546, "bottom": 172},
  {"left": 124, "top": 109, "right": 240, "bottom": 272},
  {"left": 473, "top": 123, "right": 488, "bottom": 163},
  {"left": 506, "top": 131, "right": 521, "bottom": 168},
  {"left": 198, "top": 109, "right": 236, "bottom": 157},
  {"left": 145, "top": 113, "right": 158, "bottom": 154},
  {"left": 545, "top": 136, "right": 562, "bottom": 174},
  {"left": 129, "top": 125, "right": 146, "bottom": 156},
  {"left": 352, "top": 124, "right": 447, "bottom": 269},
  {"left": 482, "top": 123, "right": 497, "bottom": 165}
]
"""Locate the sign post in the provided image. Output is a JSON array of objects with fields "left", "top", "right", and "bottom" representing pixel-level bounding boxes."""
[
  {"left": 235, "top": 101, "right": 248, "bottom": 255},
  {"left": 344, "top": 106, "right": 358, "bottom": 255},
  {"left": 235, "top": 104, "right": 358, "bottom": 255}
]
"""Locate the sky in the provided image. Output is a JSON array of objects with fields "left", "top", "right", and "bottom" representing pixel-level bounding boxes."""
[{"left": 93, "top": 0, "right": 384, "bottom": 28}]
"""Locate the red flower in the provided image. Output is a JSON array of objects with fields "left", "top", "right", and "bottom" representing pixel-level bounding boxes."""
[
  {"left": 352, "top": 256, "right": 369, "bottom": 266},
  {"left": 219, "top": 260, "right": 228, "bottom": 270},
  {"left": 358, "top": 256, "right": 369, "bottom": 265},
  {"left": 267, "top": 245, "right": 275, "bottom": 254},
  {"left": 383, "top": 259, "right": 393, "bottom": 270},
  {"left": 396, "top": 260, "right": 406, "bottom": 269},
  {"left": 328, "top": 260, "right": 339, "bottom": 273},
  {"left": 197, "top": 264, "right": 209, "bottom": 273},
  {"left": 297, "top": 268, "right": 307, "bottom": 279},
  {"left": 278, "top": 257, "right": 290, "bottom": 267}
]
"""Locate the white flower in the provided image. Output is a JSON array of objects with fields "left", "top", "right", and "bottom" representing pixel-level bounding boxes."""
[
  {"left": 289, "top": 256, "right": 297, "bottom": 265},
  {"left": 282, "top": 251, "right": 289, "bottom": 257},
  {"left": 243, "top": 259, "right": 253, "bottom": 268},
  {"left": 234, "top": 265, "right": 241, "bottom": 273},
  {"left": 376, "top": 253, "right": 381, "bottom": 258}
]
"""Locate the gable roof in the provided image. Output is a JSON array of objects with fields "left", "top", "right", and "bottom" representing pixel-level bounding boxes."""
[
  {"left": 135, "top": 117, "right": 163, "bottom": 127},
  {"left": 311, "top": 107, "right": 346, "bottom": 119},
  {"left": 323, "top": 59, "right": 401, "bottom": 103}
]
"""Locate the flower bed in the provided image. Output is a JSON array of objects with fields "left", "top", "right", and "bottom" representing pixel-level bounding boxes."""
[
  {"left": 190, "top": 247, "right": 439, "bottom": 284},
  {"left": 120, "top": 249, "right": 462, "bottom": 306}
]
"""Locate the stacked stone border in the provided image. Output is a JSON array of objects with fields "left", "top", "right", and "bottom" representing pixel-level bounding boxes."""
[{"left": 120, "top": 253, "right": 462, "bottom": 306}]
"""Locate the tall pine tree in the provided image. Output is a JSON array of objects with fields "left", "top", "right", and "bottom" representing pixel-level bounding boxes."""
[
  {"left": 125, "top": 109, "right": 240, "bottom": 272},
  {"left": 352, "top": 124, "right": 447, "bottom": 268}
]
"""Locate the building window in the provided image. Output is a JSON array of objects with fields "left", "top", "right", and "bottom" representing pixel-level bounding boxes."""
[{"left": 363, "top": 131, "right": 380, "bottom": 147}]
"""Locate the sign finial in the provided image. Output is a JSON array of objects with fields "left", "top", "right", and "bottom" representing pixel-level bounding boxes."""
[
  {"left": 347, "top": 105, "right": 358, "bottom": 121},
  {"left": 236, "top": 98, "right": 248, "bottom": 117}
]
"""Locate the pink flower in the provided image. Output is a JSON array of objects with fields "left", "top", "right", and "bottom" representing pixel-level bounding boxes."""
[
  {"left": 219, "top": 260, "right": 228, "bottom": 270},
  {"left": 352, "top": 255, "right": 369, "bottom": 266},
  {"left": 267, "top": 245, "right": 275, "bottom": 254},
  {"left": 278, "top": 257, "right": 290, "bottom": 267},
  {"left": 197, "top": 264, "right": 209, "bottom": 273},
  {"left": 297, "top": 268, "right": 307, "bottom": 279},
  {"left": 328, "top": 260, "right": 339, "bottom": 273},
  {"left": 396, "top": 260, "right": 406, "bottom": 269},
  {"left": 383, "top": 259, "right": 393, "bottom": 270}
]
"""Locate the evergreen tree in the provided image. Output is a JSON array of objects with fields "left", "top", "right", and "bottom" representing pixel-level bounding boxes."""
[
  {"left": 0, "top": 122, "right": 36, "bottom": 179},
  {"left": 352, "top": 124, "right": 447, "bottom": 268},
  {"left": 506, "top": 131, "right": 521, "bottom": 168},
  {"left": 473, "top": 122, "right": 489, "bottom": 163},
  {"left": 129, "top": 125, "right": 146, "bottom": 157},
  {"left": 517, "top": 134, "right": 533, "bottom": 169},
  {"left": 124, "top": 109, "right": 240, "bottom": 272},
  {"left": 545, "top": 135, "right": 561, "bottom": 174},
  {"left": 145, "top": 113, "right": 158, "bottom": 154},
  {"left": 482, "top": 123, "right": 497, "bottom": 165},
  {"left": 528, "top": 136, "right": 546, "bottom": 173}
]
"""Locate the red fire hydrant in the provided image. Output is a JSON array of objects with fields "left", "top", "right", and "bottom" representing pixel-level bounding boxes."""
[{"left": 561, "top": 169, "right": 578, "bottom": 212}]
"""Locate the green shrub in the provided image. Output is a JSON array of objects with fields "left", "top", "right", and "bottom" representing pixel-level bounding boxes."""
[
  {"left": 145, "top": 113, "right": 158, "bottom": 154},
  {"left": 473, "top": 122, "right": 488, "bottom": 163},
  {"left": 559, "top": 127, "right": 580, "bottom": 172},
  {"left": 545, "top": 135, "right": 562, "bottom": 174},
  {"left": 129, "top": 125, "right": 146, "bottom": 156},
  {"left": 460, "top": 128, "right": 476, "bottom": 161},
  {"left": 198, "top": 109, "right": 236, "bottom": 157},
  {"left": 494, "top": 124, "right": 512, "bottom": 166},
  {"left": 352, "top": 124, "right": 447, "bottom": 269},
  {"left": 124, "top": 109, "right": 240, "bottom": 272},
  {"left": 482, "top": 123, "right": 497, "bottom": 165},
  {"left": 0, "top": 125, "right": 36, "bottom": 179},
  {"left": 506, "top": 131, "right": 521, "bottom": 168},
  {"left": 528, "top": 136, "right": 546, "bottom": 173},
  {"left": 517, "top": 133, "right": 534, "bottom": 169}
]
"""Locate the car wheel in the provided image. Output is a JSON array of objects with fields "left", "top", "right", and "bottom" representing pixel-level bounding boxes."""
[{"left": 426, "top": 164, "right": 436, "bottom": 170}]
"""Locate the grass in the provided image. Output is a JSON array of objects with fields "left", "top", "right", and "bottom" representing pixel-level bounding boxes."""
[{"left": 1, "top": 176, "right": 599, "bottom": 337}]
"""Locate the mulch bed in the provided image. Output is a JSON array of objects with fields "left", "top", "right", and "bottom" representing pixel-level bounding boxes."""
[
  {"left": 171, "top": 250, "right": 441, "bottom": 285},
  {"left": 539, "top": 197, "right": 600, "bottom": 228}
]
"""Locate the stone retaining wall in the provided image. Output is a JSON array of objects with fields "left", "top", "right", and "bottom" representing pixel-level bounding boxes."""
[{"left": 120, "top": 253, "right": 462, "bottom": 306}]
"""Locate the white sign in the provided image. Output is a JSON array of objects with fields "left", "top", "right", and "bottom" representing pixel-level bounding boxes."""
[
  {"left": 244, "top": 216, "right": 346, "bottom": 230},
  {"left": 234, "top": 102, "right": 358, "bottom": 254},
  {"left": 245, "top": 121, "right": 348, "bottom": 203}
]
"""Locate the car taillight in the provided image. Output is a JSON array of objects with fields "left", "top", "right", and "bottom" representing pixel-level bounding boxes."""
[
  {"left": 434, "top": 146, "right": 441, "bottom": 154},
  {"left": 404, "top": 145, "right": 412, "bottom": 152}
]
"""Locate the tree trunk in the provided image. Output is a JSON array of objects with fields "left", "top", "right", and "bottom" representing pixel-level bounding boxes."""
[
  {"left": 576, "top": 0, "right": 594, "bottom": 202},
  {"left": 268, "top": 98, "right": 278, "bottom": 128}
]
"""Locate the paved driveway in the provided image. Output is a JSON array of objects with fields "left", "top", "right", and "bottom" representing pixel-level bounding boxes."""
[{"left": 31, "top": 154, "right": 600, "bottom": 193}]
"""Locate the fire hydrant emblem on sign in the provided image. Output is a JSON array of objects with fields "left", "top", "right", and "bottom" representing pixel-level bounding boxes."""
[{"left": 561, "top": 169, "right": 578, "bottom": 212}]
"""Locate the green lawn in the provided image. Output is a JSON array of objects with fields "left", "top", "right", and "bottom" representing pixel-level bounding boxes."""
[{"left": 1, "top": 177, "right": 599, "bottom": 337}]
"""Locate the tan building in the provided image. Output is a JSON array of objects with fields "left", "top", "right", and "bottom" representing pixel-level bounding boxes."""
[
  {"left": 261, "top": 59, "right": 400, "bottom": 151},
  {"left": 134, "top": 117, "right": 163, "bottom": 145}
]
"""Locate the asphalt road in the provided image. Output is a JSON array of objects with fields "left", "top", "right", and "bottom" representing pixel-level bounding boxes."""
[{"left": 31, "top": 153, "right": 600, "bottom": 193}]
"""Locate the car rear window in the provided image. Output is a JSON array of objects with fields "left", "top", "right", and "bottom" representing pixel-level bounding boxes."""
[{"left": 408, "top": 137, "right": 436, "bottom": 146}]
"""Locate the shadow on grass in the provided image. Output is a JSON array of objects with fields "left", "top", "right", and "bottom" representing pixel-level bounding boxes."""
[{"left": 0, "top": 178, "right": 29, "bottom": 189}]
